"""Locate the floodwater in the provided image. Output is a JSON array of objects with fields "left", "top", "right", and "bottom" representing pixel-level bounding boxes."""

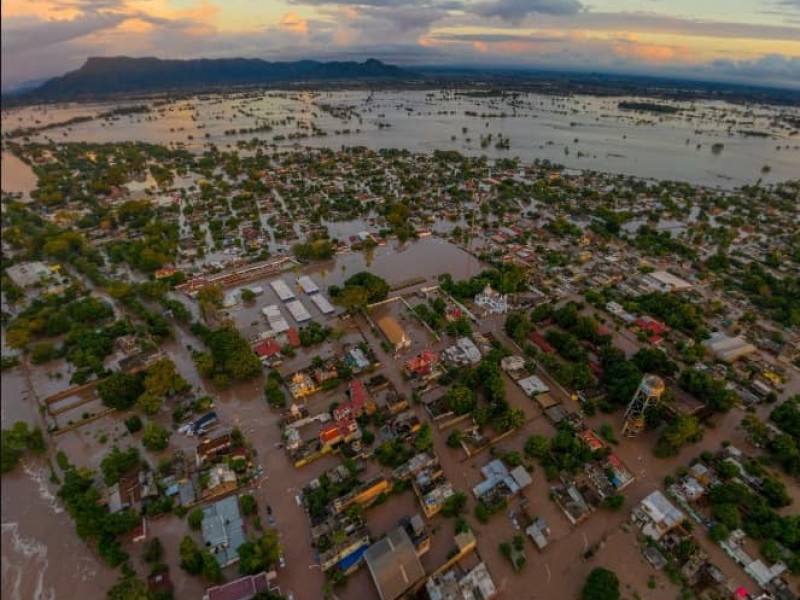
[
  {"left": 0, "top": 152, "right": 37, "bottom": 198},
  {"left": 3, "top": 90, "right": 798, "bottom": 188},
  {"left": 0, "top": 368, "right": 118, "bottom": 600}
]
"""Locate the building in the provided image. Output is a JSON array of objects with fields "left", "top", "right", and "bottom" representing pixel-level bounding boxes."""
[
  {"left": 285, "top": 299, "right": 312, "bottom": 323},
  {"left": 704, "top": 333, "right": 756, "bottom": 363},
  {"left": 441, "top": 337, "right": 482, "bottom": 366},
  {"left": 405, "top": 350, "right": 441, "bottom": 378},
  {"left": 364, "top": 527, "right": 426, "bottom": 600},
  {"left": 203, "top": 572, "right": 273, "bottom": 600},
  {"left": 310, "top": 293, "right": 335, "bottom": 315},
  {"left": 643, "top": 271, "right": 693, "bottom": 293},
  {"left": 472, "top": 460, "right": 532, "bottom": 502},
  {"left": 378, "top": 316, "right": 411, "bottom": 352},
  {"left": 425, "top": 561, "right": 497, "bottom": 600},
  {"left": 632, "top": 490, "right": 686, "bottom": 541},
  {"left": 270, "top": 278, "right": 296, "bottom": 302},
  {"left": 474, "top": 284, "right": 509, "bottom": 315},
  {"left": 334, "top": 379, "right": 370, "bottom": 421},
  {"left": 6, "top": 261, "right": 54, "bottom": 287},
  {"left": 297, "top": 275, "right": 320, "bottom": 294},
  {"left": 202, "top": 496, "right": 246, "bottom": 567},
  {"left": 319, "top": 417, "right": 360, "bottom": 448},
  {"left": 517, "top": 375, "right": 549, "bottom": 397}
]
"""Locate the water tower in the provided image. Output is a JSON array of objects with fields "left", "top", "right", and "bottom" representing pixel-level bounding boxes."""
[{"left": 622, "top": 374, "right": 665, "bottom": 438}]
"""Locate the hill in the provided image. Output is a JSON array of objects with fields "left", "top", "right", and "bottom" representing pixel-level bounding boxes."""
[{"left": 17, "top": 56, "right": 411, "bottom": 102}]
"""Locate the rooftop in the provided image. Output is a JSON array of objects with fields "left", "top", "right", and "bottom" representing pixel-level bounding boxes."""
[{"left": 364, "top": 527, "right": 426, "bottom": 600}]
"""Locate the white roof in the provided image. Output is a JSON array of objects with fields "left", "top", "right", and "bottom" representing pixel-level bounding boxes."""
[
  {"left": 270, "top": 278, "right": 296, "bottom": 302},
  {"left": 640, "top": 490, "right": 685, "bottom": 530},
  {"left": 297, "top": 276, "right": 319, "bottom": 294},
  {"left": 518, "top": 375, "right": 549, "bottom": 396},
  {"left": 704, "top": 333, "right": 756, "bottom": 362},
  {"left": 285, "top": 300, "right": 311, "bottom": 323},
  {"left": 647, "top": 271, "right": 692, "bottom": 290},
  {"left": 310, "top": 294, "right": 335, "bottom": 315}
]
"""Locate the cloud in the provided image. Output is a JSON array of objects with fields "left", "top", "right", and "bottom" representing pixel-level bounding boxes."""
[
  {"left": 431, "top": 32, "right": 563, "bottom": 43},
  {"left": 281, "top": 11, "right": 309, "bottom": 34},
  {"left": 471, "top": 0, "right": 583, "bottom": 21},
  {"left": 710, "top": 53, "right": 800, "bottom": 81}
]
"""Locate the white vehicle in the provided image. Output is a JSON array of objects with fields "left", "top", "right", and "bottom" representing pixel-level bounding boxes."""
[{"left": 279, "top": 553, "right": 286, "bottom": 568}]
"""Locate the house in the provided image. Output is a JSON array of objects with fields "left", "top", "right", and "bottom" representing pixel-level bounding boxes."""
[
  {"left": 6, "top": 261, "right": 54, "bottom": 287},
  {"left": 529, "top": 332, "right": 556, "bottom": 354},
  {"left": 196, "top": 432, "right": 234, "bottom": 467},
  {"left": 364, "top": 527, "right": 426, "bottom": 600},
  {"left": 203, "top": 572, "right": 272, "bottom": 600},
  {"left": 202, "top": 463, "right": 238, "bottom": 498},
  {"left": 632, "top": 490, "right": 685, "bottom": 541},
  {"left": 474, "top": 284, "right": 509, "bottom": 315},
  {"left": 201, "top": 496, "right": 246, "bottom": 567},
  {"left": 405, "top": 350, "right": 440, "bottom": 378},
  {"left": 704, "top": 333, "right": 756, "bottom": 363},
  {"left": 319, "top": 418, "right": 360, "bottom": 448},
  {"left": 425, "top": 561, "right": 497, "bottom": 600},
  {"left": 517, "top": 375, "right": 549, "bottom": 397},
  {"left": 334, "top": 379, "right": 370, "bottom": 421},
  {"left": 377, "top": 316, "right": 411, "bottom": 352},
  {"left": 643, "top": 271, "right": 693, "bottom": 293},
  {"left": 441, "top": 337, "right": 482, "bottom": 366},
  {"left": 252, "top": 339, "right": 281, "bottom": 360},
  {"left": 472, "top": 460, "right": 532, "bottom": 502},
  {"left": 154, "top": 265, "right": 178, "bottom": 280}
]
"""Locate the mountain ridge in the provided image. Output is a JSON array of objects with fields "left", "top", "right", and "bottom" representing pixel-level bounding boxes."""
[{"left": 14, "top": 56, "right": 411, "bottom": 102}]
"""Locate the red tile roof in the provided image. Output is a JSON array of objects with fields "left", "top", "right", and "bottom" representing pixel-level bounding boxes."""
[
  {"left": 253, "top": 339, "right": 281, "bottom": 358},
  {"left": 405, "top": 350, "right": 439, "bottom": 375},
  {"left": 206, "top": 573, "right": 269, "bottom": 600},
  {"left": 286, "top": 328, "right": 300, "bottom": 348},
  {"left": 529, "top": 332, "right": 555, "bottom": 354}
]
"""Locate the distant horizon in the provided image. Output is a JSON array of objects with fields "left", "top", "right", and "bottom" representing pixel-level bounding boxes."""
[
  {"left": 5, "top": 54, "right": 800, "bottom": 96},
  {"left": 2, "top": 1, "right": 798, "bottom": 92}
]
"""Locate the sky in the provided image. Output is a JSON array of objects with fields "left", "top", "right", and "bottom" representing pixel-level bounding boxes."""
[{"left": 2, "top": 0, "right": 800, "bottom": 90}]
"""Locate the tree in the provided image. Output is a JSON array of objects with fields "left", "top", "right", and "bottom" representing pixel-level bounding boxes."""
[
  {"left": 760, "top": 478, "right": 791, "bottom": 508},
  {"left": 179, "top": 535, "right": 204, "bottom": 574},
  {"left": 524, "top": 434, "right": 549, "bottom": 460},
  {"left": 1, "top": 421, "right": 47, "bottom": 473},
  {"left": 581, "top": 567, "right": 620, "bottom": 600},
  {"left": 239, "top": 494, "right": 258, "bottom": 517},
  {"left": 237, "top": 531, "right": 281, "bottom": 575},
  {"left": 188, "top": 509, "right": 204, "bottom": 531},
  {"left": 143, "top": 536, "right": 164, "bottom": 564},
  {"left": 601, "top": 494, "right": 625, "bottom": 510},
  {"left": 441, "top": 492, "right": 467, "bottom": 518},
  {"left": 446, "top": 430, "right": 463, "bottom": 448},
  {"left": 655, "top": 414, "right": 703, "bottom": 457},
  {"left": 709, "top": 523, "right": 730, "bottom": 543},
  {"left": 106, "top": 572, "right": 148, "bottom": 600},
  {"left": 444, "top": 385, "right": 477, "bottom": 415},
  {"left": 98, "top": 371, "right": 145, "bottom": 411},
  {"left": 100, "top": 446, "right": 141, "bottom": 485},
  {"left": 414, "top": 422, "right": 433, "bottom": 452},
  {"left": 201, "top": 551, "right": 223, "bottom": 584},
  {"left": 142, "top": 422, "right": 170, "bottom": 452}
]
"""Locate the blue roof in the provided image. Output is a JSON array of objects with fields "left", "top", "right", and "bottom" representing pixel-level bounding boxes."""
[{"left": 338, "top": 543, "right": 370, "bottom": 571}]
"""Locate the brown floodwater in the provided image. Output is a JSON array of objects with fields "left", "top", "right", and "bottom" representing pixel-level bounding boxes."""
[{"left": 3, "top": 91, "right": 799, "bottom": 187}]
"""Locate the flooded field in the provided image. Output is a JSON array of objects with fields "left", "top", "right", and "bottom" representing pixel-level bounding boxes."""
[{"left": 3, "top": 90, "right": 799, "bottom": 188}]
